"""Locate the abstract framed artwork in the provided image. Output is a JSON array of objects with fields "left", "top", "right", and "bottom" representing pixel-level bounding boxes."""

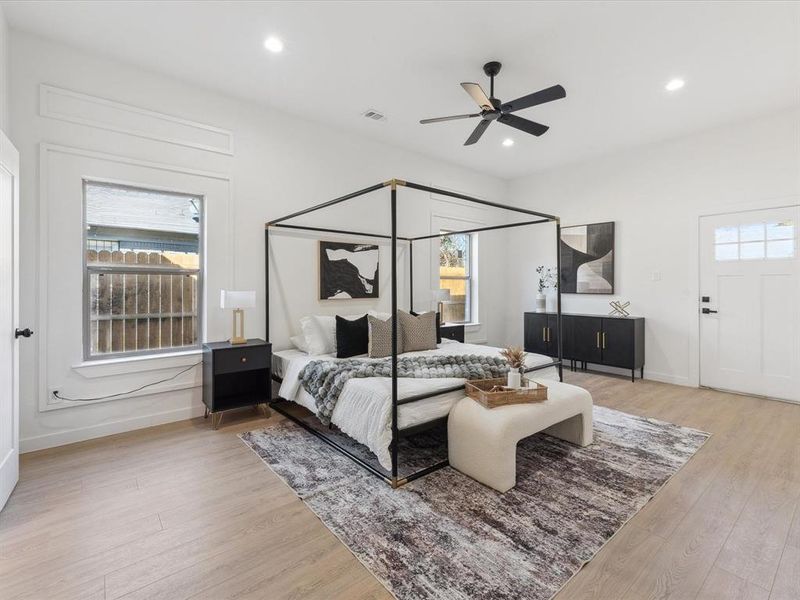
[
  {"left": 319, "top": 241, "right": 379, "bottom": 300},
  {"left": 559, "top": 221, "right": 615, "bottom": 294}
]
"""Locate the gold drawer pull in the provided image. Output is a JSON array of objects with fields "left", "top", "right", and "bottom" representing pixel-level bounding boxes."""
[
  {"left": 596, "top": 332, "right": 600, "bottom": 348},
  {"left": 602, "top": 332, "right": 606, "bottom": 349}
]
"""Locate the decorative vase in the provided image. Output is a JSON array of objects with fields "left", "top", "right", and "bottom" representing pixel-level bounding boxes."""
[
  {"left": 507, "top": 370, "right": 522, "bottom": 389},
  {"left": 545, "top": 289, "right": 558, "bottom": 313},
  {"left": 535, "top": 292, "right": 546, "bottom": 313}
]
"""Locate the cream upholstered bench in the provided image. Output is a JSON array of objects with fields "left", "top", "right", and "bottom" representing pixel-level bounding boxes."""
[{"left": 448, "top": 380, "right": 593, "bottom": 492}]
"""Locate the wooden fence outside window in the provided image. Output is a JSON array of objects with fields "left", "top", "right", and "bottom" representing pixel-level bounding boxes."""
[{"left": 86, "top": 249, "right": 199, "bottom": 357}]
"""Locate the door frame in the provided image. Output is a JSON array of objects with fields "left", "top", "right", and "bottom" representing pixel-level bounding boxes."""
[
  {"left": 0, "top": 128, "right": 20, "bottom": 509},
  {"left": 692, "top": 197, "right": 800, "bottom": 394}
]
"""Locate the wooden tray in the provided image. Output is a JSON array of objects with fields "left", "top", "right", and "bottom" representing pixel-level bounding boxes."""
[{"left": 465, "top": 377, "right": 548, "bottom": 409}]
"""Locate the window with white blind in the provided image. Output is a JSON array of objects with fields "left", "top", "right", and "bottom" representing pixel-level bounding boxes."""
[{"left": 83, "top": 181, "right": 203, "bottom": 360}]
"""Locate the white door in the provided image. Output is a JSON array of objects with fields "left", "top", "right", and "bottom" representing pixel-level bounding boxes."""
[
  {"left": 699, "top": 206, "right": 800, "bottom": 402},
  {"left": 0, "top": 130, "right": 20, "bottom": 510}
]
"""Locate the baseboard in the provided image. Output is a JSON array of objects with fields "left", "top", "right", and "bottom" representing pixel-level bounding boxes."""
[
  {"left": 643, "top": 371, "right": 692, "bottom": 386},
  {"left": 572, "top": 363, "right": 692, "bottom": 387},
  {"left": 20, "top": 404, "right": 207, "bottom": 453}
]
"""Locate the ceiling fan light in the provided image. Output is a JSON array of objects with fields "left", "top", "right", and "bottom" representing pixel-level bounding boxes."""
[
  {"left": 665, "top": 78, "right": 685, "bottom": 91},
  {"left": 264, "top": 36, "right": 284, "bottom": 53}
]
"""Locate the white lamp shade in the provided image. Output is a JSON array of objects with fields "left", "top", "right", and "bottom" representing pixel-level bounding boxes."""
[
  {"left": 220, "top": 290, "right": 256, "bottom": 309},
  {"left": 433, "top": 288, "right": 451, "bottom": 302}
]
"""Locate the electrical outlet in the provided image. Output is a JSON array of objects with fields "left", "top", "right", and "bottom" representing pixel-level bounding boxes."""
[{"left": 651, "top": 271, "right": 662, "bottom": 282}]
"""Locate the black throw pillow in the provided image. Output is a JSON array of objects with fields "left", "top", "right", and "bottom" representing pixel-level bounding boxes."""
[
  {"left": 411, "top": 310, "right": 441, "bottom": 344},
  {"left": 336, "top": 314, "right": 369, "bottom": 358}
]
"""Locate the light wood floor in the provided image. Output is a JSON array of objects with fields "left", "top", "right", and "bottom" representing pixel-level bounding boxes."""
[{"left": 1, "top": 372, "right": 799, "bottom": 600}]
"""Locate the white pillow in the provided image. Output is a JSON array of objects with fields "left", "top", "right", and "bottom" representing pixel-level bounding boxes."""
[
  {"left": 289, "top": 335, "right": 309, "bottom": 353},
  {"left": 299, "top": 314, "right": 365, "bottom": 356}
]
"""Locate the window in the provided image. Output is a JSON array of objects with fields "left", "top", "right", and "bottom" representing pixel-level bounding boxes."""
[
  {"left": 714, "top": 221, "right": 795, "bottom": 261},
  {"left": 439, "top": 232, "right": 474, "bottom": 324},
  {"left": 84, "top": 181, "right": 202, "bottom": 359}
]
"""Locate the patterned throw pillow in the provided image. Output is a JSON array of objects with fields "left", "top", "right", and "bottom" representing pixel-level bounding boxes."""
[
  {"left": 397, "top": 310, "right": 437, "bottom": 352},
  {"left": 368, "top": 314, "right": 403, "bottom": 358}
]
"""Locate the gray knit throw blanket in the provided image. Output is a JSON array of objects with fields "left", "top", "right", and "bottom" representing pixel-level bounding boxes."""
[{"left": 299, "top": 354, "right": 510, "bottom": 426}]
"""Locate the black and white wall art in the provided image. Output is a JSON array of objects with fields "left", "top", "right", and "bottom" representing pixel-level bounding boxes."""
[
  {"left": 559, "top": 222, "right": 615, "bottom": 294},
  {"left": 319, "top": 241, "right": 379, "bottom": 300}
]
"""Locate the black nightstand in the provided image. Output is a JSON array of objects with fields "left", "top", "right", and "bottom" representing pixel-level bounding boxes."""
[
  {"left": 202, "top": 338, "right": 271, "bottom": 428},
  {"left": 440, "top": 323, "right": 465, "bottom": 342}
]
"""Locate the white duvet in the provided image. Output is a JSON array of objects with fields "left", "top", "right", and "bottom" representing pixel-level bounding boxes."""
[{"left": 278, "top": 340, "right": 558, "bottom": 469}]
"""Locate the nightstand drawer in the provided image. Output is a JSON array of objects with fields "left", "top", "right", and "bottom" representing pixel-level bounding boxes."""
[
  {"left": 440, "top": 325, "right": 465, "bottom": 342},
  {"left": 213, "top": 346, "right": 269, "bottom": 374}
]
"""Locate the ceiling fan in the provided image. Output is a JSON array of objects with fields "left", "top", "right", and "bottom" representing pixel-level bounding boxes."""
[{"left": 420, "top": 61, "right": 566, "bottom": 146}]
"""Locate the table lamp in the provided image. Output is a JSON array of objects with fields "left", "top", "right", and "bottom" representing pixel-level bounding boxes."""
[
  {"left": 432, "top": 288, "right": 451, "bottom": 317},
  {"left": 220, "top": 290, "right": 256, "bottom": 345}
]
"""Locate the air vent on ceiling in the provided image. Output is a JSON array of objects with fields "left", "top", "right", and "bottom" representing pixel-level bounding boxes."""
[{"left": 361, "top": 108, "right": 387, "bottom": 122}]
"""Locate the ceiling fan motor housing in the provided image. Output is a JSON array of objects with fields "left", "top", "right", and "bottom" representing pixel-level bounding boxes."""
[{"left": 483, "top": 61, "right": 502, "bottom": 78}]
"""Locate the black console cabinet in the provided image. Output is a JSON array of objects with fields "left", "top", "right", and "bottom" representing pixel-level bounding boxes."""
[
  {"left": 524, "top": 312, "right": 644, "bottom": 382},
  {"left": 523, "top": 313, "right": 560, "bottom": 357},
  {"left": 202, "top": 339, "right": 272, "bottom": 428}
]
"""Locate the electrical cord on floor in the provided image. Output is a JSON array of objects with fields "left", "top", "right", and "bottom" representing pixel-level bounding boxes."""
[{"left": 52, "top": 362, "right": 202, "bottom": 402}]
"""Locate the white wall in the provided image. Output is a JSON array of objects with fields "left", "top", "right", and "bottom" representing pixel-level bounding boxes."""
[
  {"left": 0, "top": 5, "right": 9, "bottom": 132},
  {"left": 507, "top": 108, "right": 800, "bottom": 385},
  {"left": 11, "top": 31, "right": 509, "bottom": 452}
]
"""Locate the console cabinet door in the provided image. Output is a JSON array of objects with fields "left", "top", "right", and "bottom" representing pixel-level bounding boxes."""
[
  {"left": 572, "top": 316, "right": 603, "bottom": 363},
  {"left": 524, "top": 313, "right": 549, "bottom": 355},
  {"left": 600, "top": 319, "right": 634, "bottom": 368},
  {"left": 546, "top": 314, "right": 561, "bottom": 358}
]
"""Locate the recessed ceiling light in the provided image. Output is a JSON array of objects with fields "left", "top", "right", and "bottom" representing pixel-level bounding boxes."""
[
  {"left": 264, "top": 37, "right": 284, "bottom": 53},
  {"left": 502, "top": 138, "right": 514, "bottom": 147},
  {"left": 665, "top": 78, "right": 685, "bottom": 92}
]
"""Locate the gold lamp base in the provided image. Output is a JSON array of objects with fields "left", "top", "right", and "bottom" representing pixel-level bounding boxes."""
[{"left": 229, "top": 308, "right": 247, "bottom": 345}]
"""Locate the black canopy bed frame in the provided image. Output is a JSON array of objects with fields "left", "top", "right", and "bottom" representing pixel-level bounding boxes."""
[{"left": 265, "top": 179, "right": 564, "bottom": 488}]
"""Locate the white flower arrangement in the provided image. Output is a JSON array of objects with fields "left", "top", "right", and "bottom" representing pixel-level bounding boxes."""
[{"left": 536, "top": 266, "right": 559, "bottom": 293}]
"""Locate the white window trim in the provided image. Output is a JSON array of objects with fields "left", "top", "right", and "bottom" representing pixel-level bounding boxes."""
[
  {"left": 72, "top": 348, "right": 202, "bottom": 379},
  {"left": 82, "top": 179, "right": 205, "bottom": 361}
]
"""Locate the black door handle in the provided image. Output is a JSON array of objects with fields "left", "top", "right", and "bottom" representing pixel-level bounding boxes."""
[
  {"left": 15, "top": 328, "right": 33, "bottom": 338},
  {"left": 701, "top": 308, "right": 718, "bottom": 314}
]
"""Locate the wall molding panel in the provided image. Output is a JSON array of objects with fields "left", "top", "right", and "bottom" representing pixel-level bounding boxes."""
[
  {"left": 38, "top": 143, "right": 233, "bottom": 416},
  {"left": 39, "top": 84, "right": 234, "bottom": 155}
]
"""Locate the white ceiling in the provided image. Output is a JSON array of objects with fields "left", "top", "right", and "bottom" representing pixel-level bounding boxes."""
[{"left": 4, "top": 1, "right": 799, "bottom": 178}]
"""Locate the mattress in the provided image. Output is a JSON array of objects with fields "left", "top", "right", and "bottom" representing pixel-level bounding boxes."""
[{"left": 275, "top": 339, "right": 558, "bottom": 470}]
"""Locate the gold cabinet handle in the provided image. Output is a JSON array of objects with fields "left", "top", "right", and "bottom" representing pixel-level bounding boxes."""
[
  {"left": 596, "top": 332, "right": 600, "bottom": 348},
  {"left": 542, "top": 327, "right": 546, "bottom": 341},
  {"left": 547, "top": 327, "right": 551, "bottom": 342},
  {"left": 602, "top": 332, "right": 606, "bottom": 349}
]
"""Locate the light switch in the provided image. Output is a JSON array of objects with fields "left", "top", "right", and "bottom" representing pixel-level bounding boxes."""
[{"left": 651, "top": 271, "right": 662, "bottom": 282}]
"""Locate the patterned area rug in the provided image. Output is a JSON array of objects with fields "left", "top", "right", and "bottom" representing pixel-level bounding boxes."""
[{"left": 240, "top": 406, "right": 709, "bottom": 600}]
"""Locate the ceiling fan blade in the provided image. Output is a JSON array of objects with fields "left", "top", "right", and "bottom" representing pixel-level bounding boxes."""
[
  {"left": 460, "top": 82, "right": 493, "bottom": 110},
  {"left": 498, "top": 113, "right": 549, "bottom": 136},
  {"left": 500, "top": 84, "right": 566, "bottom": 113},
  {"left": 464, "top": 119, "right": 491, "bottom": 145},
  {"left": 420, "top": 113, "right": 481, "bottom": 124}
]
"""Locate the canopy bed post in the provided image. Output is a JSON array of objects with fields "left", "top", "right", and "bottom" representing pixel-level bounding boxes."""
[
  {"left": 265, "top": 226, "right": 270, "bottom": 342},
  {"left": 409, "top": 240, "right": 413, "bottom": 312},
  {"left": 555, "top": 218, "right": 564, "bottom": 382},
  {"left": 390, "top": 180, "right": 400, "bottom": 487}
]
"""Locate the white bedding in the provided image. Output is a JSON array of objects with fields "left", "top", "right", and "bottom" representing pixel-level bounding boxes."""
[{"left": 275, "top": 340, "right": 558, "bottom": 469}]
